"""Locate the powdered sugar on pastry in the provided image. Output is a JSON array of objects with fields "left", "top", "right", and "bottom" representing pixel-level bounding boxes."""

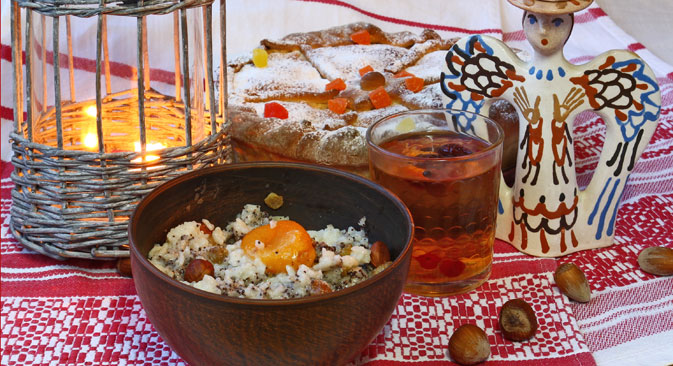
[
  {"left": 352, "top": 105, "right": 409, "bottom": 128},
  {"left": 248, "top": 101, "right": 349, "bottom": 131},
  {"left": 406, "top": 50, "right": 449, "bottom": 83},
  {"left": 305, "top": 44, "right": 412, "bottom": 81},
  {"left": 399, "top": 84, "right": 444, "bottom": 110},
  {"left": 233, "top": 51, "right": 328, "bottom": 101}
]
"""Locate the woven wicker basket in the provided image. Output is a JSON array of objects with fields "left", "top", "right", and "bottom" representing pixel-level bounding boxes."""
[{"left": 9, "top": 0, "right": 231, "bottom": 260}]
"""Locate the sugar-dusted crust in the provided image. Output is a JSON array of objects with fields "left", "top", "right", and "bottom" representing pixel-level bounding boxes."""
[{"left": 228, "top": 22, "right": 459, "bottom": 171}]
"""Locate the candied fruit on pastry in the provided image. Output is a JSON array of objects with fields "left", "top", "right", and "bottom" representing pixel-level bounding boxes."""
[
  {"left": 264, "top": 102, "right": 288, "bottom": 119},
  {"left": 228, "top": 22, "right": 523, "bottom": 177},
  {"left": 405, "top": 76, "right": 424, "bottom": 93},
  {"left": 394, "top": 70, "right": 414, "bottom": 78},
  {"left": 350, "top": 29, "right": 372, "bottom": 45},
  {"left": 252, "top": 48, "right": 268, "bottom": 68},
  {"left": 369, "top": 87, "right": 392, "bottom": 109},
  {"left": 325, "top": 78, "right": 347, "bottom": 91},
  {"left": 328, "top": 98, "right": 349, "bottom": 114},
  {"left": 358, "top": 65, "right": 374, "bottom": 76}
]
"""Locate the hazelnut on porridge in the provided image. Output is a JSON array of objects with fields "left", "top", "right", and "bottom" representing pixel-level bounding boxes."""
[{"left": 147, "top": 204, "right": 391, "bottom": 299}]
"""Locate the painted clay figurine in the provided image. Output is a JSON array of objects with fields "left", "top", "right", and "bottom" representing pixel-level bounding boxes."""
[{"left": 441, "top": 0, "right": 661, "bottom": 257}]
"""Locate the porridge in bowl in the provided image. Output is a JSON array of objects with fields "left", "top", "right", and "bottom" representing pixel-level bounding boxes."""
[
  {"left": 147, "top": 203, "right": 391, "bottom": 299},
  {"left": 128, "top": 162, "right": 414, "bottom": 366}
]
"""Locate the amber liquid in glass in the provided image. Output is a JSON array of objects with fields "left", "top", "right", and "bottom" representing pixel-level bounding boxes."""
[{"left": 371, "top": 131, "right": 500, "bottom": 296}]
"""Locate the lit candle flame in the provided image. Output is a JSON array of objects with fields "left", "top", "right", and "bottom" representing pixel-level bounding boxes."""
[
  {"left": 132, "top": 142, "right": 166, "bottom": 163},
  {"left": 81, "top": 103, "right": 166, "bottom": 167},
  {"left": 83, "top": 133, "right": 98, "bottom": 149},
  {"left": 82, "top": 105, "right": 99, "bottom": 150},
  {"left": 85, "top": 105, "right": 97, "bottom": 118}
]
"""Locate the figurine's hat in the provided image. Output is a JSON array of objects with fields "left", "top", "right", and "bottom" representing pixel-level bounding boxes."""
[{"left": 507, "top": 0, "right": 592, "bottom": 14}]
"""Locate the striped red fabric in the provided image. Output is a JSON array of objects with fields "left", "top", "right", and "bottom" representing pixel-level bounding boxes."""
[
  {"left": 2, "top": 1, "right": 672, "bottom": 365},
  {"left": 0, "top": 43, "right": 177, "bottom": 86},
  {"left": 296, "top": 0, "right": 504, "bottom": 35}
]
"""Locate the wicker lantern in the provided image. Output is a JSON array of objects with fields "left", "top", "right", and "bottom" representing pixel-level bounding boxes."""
[{"left": 9, "top": 0, "right": 231, "bottom": 260}]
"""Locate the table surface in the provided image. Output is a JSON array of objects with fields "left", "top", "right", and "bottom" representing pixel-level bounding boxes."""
[{"left": 2, "top": 1, "right": 673, "bottom": 365}]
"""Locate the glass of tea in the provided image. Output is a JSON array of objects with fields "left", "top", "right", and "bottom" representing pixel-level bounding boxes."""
[{"left": 366, "top": 109, "right": 503, "bottom": 296}]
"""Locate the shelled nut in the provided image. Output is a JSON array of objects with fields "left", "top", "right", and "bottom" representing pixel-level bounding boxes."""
[
  {"left": 370, "top": 241, "right": 391, "bottom": 267},
  {"left": 554, "top": 262, "right": 591, "bottom": 303},
  {"left": 448, "top": 324, "right": 490, "bottom": 365},
  {"left": 116, "top": 258, "right": 132, "bottom": 277},
  {"left": 499, "top": 298, "right": 538, "bottom": 341},
  {"left": 638, "top": 246, "right": 673, "bottom": 276},
  {"left": 184, "top": 258, "right": 215, "bottom": 283},
  {"left": 360, "top": 71, "right": 386, "bottom": 90}
]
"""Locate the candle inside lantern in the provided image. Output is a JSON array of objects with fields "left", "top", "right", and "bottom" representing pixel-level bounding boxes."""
[
  {"left": 85, "top": 105, "right": 97, "bottom": 117},
  {"left": 132, "top": 142, "right": 165, "bottom": 163},
  {"left": 80, "top": 104, "right": 166, "bottom": 159},
  {"left": 82, "top": 105, "right": 99, "bottom": 150},
  {"left": 128, "top": 141, "right": 166, "bottom": 172},
  {"left": 83, "top": 133, "right": 98, "bottom": 149}
]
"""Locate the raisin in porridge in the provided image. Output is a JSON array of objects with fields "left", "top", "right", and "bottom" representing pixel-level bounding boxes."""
[{"left": 147, "top": 204, "right": 391, "bottom": 299}]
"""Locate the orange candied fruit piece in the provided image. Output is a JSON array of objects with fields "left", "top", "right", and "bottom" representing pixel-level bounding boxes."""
[
  {"left": 350, "top": 29, "right": 371, "bottom": 45},
  {"left": 325, "top": 78, "right": 347, "bottom": 91},
  {"left": 263, "top": 102, "right": 288, "bottom": 119},
  {"left": 328, "top": 98, "right": 349, "bottom": 114},
  {"left": 369, "top": 86, "right": 392, "bottom": 109},
  {"left": 394, "top": 70, "right": 415, "bottom": 78},
  {"left": 241, "top": 220, "right": 316, "bottom": 275},
  {"left": 405, "top": 76, "right": 425, "bottom": 93},
  {"left": 359, "top": 65, "right": 374, "bottom": 77}
]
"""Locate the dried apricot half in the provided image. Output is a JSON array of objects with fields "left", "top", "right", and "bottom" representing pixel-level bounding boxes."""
[{"left": 241, "top": 220, "right": 316, "bottom": 274}]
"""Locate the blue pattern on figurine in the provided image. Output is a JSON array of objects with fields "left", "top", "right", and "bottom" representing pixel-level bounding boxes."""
[
  {"left": 444, "top": 95, "right": 484, "bottom": 131},
  {"left": 610, "top": 59, "right": 661, "bottom": 143},
  {"left": 588, "top": 177, "right": 623, "bottom": 240},
  {"left": 528, "top": 66, "right": 567, "bottom": 81}
]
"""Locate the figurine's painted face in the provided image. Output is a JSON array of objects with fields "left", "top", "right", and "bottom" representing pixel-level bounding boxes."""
[{"left": 522, "top": 11, "right": 574, "bottom": 56}]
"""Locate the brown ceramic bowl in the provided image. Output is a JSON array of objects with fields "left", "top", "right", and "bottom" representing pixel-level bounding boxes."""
[{"left": 128, "top": 162, "right": 413, "bottom": 366}]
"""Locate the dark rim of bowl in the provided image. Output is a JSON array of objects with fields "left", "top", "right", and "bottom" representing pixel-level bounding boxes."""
[
  {"left": 129, "top": 161, "right": 414, "bottom": 307},
  {"left": 365, "top": 108, "right": 505, "bottom": 163}
]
